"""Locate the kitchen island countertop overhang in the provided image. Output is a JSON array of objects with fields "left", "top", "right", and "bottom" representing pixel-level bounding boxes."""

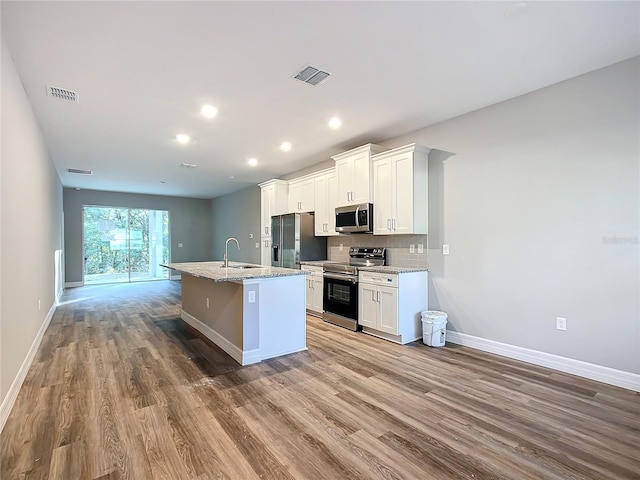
[{"left": 162, "top": 261, "right": 310, "bottom": 366}]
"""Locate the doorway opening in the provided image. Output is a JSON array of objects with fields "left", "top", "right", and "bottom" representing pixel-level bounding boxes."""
[{"left": 83, "top": 206, "right": 170, "bottom": 285}]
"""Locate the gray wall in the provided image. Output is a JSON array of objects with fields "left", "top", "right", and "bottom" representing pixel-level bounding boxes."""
[
  {"left": 385, "top": 57, "right": 639, "bottom": 374},
  {"left": 63, "top": 189, "right": 212, "bottom": 283},
  {"left": 1, "top": 38, "right": 64, "bottom": 403},
  {"left": 210, "top": 185, "right": 261, "bottom": 264},
  {"left": 214, "top": 58, "right": 639, "bottom": 374}
]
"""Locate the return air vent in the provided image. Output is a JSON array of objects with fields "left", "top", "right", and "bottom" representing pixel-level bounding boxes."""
[
  {"left": 67, "top": 168, "right": 93, "bottom": 175},
  {"left": 47, "top": 85, "right": 79, "bottom": 103},
  {"left": 293, "top": 65, "right": 331, "bottom": 86}
]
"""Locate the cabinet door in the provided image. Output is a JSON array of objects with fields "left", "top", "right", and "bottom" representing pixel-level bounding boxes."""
[
  {"left": 261, "top": 185, "right": 274, "bottom": 236},
  {"left": 327, "top": 172, "right": 339, "bottom": 235},
  {"left": 314, "top": 174, "right": 329, "bottom": 235},
  {"left": 358, "top": 283, "right": 378, "bottom": 328},
  {"left": 311, "top": 275, "right": 324, "bottom": 313},
  {"left": 392, "top": 152, "right": 414, "bottom": 234},
  {"left": 352, "top": 150, "right": 371, "bottom": 204},
  {"left": 373, "top": 158, "right": 393, "bottom": 234},
  {"left": 335, "top": 159, "right": 354, "bottom": 206},
  {"left": 377, "top": 285, "right": 398, "bottom": 335},
  {"left": 260, "top": 237, "right": 271, "bottom": 266},
  {"left": 301, "top": 178, "right": 315, "bottom": 212},
  {"left": 288, "top": 181, "right": 302, "bottom": 212},
  {"left": 305, "top": 276, "right": 314, "bottom": 310}
]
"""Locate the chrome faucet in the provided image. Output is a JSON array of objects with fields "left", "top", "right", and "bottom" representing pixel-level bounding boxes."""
[{"left": 224, "top": 237, "right": 240, "bottom": 268}]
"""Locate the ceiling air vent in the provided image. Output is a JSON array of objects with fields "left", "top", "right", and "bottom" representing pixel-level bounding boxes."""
[
  {"left": 47, "top": 85, "right": 79, "bottom": 103},
  {"left": 293, "top": 65, "right": 331, "bottom": 86},
  {"left": 67, "top": 168, "right": 93, "bottom": 175}
]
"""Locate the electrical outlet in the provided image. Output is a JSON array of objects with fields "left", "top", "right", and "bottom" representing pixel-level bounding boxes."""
[
  {"left": 177, "top": 243, "right": 183, "bottom": 248},
  {"left": 443, "top": 244, "right": 450, "bottom": 255},
  {"left": 248, "top": 291, "right": 256, "bottom": 303},
  {"left": 255, "top": 242, "right": 259, "bottom": 248},
  {"left": 409, "top": 244, "right": 415, "bottom": 253},
  {"left": 417, "top": 243, "right": 424, "bottom": 254},
  {"left": 556, "top": 317, "right": 567, "bottom": 331},
  {"left": 339, "top": 243, "right": 344, "bottom": 251}
]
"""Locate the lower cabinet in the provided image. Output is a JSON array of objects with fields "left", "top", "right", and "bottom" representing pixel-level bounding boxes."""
[
  {"left": 358, "top": 270, "right": 428, "bottom": 344},
  {"left": 302, "top": 265, "right": 324, "bottom": 316}
]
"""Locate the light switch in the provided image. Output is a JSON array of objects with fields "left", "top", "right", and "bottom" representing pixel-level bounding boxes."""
[
  {"left": 177, "top": 243, "right": 183, "bottom": 248},
  {"left": 409, "top": 244, "right": 415, "bottom": 254},
  {"left": 443, "top": 244, "right": 450, "bottom": 255},
  {"left": 248, "top": 291, "right": 256, "bottom": 303}
]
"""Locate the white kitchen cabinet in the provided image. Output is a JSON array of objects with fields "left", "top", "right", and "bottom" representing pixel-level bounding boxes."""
[
  {"left": 259, "top": 179, "right": 288, "bottom": 266},
  {"left": 288, "top": 175, "right": 315, "bottom": 213},
  {"left": 302, "top": 265, "right": 324, "bottom": 316},
  {"left": 358, "top": 270, "right": 428, "bottom": 344},
  {"left": 332, "top": 143, "right": 386, "bottom": 207},
  {"left": 314, "top": 168, "right": 339, "bottom": 236},
  {"left": 372, "top": 143, "right": 430, "bottom": 235}
]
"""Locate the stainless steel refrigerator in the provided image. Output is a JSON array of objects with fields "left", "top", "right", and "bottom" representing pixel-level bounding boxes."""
[{"left": 271, "top": 213, "right": 327, "bottom": 269}]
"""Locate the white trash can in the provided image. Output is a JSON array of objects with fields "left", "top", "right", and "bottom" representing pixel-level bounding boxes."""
[{"left": 421, "top": 311, "right": 448, "bottom": 347}]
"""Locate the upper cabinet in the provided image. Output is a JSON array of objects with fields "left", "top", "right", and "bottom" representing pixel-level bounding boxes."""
[
  {"left": 288, "top": 175, "right": 315, "bottom": 213},
  {"left": 314, "top": 168, "right": 339, "bottom": 236},
  {"left": 372, "top": 143, "right": 430, "bottom": 235},
  {"left": 332, "top": 144, "right": 387, "bottom": 207},
  {"left": 259, "top": 179, "right": 288, "bottom": 237}
]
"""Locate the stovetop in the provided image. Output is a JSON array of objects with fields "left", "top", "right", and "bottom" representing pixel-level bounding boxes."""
[{"left": 323, "top": 247, "right": 386, "bottom": 275}]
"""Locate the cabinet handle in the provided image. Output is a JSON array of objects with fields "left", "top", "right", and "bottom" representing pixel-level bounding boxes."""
[
  {"left": 372, "top": 291, "right": 376, "bottom": 302},
  {"left": 392, "top": 219, "right": 396, "bottom": 231},
  {"left": 377, "top": 291, "right": 381, "bottom": 302},
  {"left": 265, "top": 226, "right": 269, "bottom": 235},
  {"left": 387, "top": 219, "right": 391, "bottom": 230}
]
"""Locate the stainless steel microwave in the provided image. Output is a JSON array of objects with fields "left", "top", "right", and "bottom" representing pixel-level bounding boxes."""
[{"left": 335, "top": 203, "right": 373, "bottom": 233}]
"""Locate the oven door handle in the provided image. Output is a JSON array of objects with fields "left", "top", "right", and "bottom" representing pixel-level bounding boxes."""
[{"left": 323, "top": 273, "right": 358, "bottom": 284}]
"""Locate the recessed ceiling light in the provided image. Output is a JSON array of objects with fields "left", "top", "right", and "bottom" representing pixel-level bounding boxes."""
[
  {"left": 180, "top": 163, "right": 198, "bottom": 168},
  {"left": 229, "top": 175, "right": 235, "bottom": 179},
  {"left": 280, "top": 142, "right": 292, "bottom": 152},
  {"left": 328, "top": 117, "right": 342, "bottom": 129},
  {"left": 200, "top": 104, "right": 218, "bottom": 119},
  {"left": 248, "top": 158, "right": 258, "bottom": 167},
  {"left": 176, "top": 134, "right": 190, "bottom": 144}
]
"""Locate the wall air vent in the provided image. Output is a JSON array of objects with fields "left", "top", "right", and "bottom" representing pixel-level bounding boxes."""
[
  {"left": 67, "top": 168, "right": 93, "bottom": 175},
  {"left": 47, "top": 85, "right": 79, "bottom": 103},
  {"left": 293, "top": 65, "right": 331, "bottom": 86}
]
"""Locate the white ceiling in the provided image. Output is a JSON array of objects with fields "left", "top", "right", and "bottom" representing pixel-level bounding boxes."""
[{"left": 2, "top": 1, "right": 638, "bottom": 199}]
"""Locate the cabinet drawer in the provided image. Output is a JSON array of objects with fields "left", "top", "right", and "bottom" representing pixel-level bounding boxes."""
[
  {"left": 359, "top": 272, "right": 398, "bottom": 287},
  {"left": 301, "top": 265, "right": 324, "bottom": 274}
]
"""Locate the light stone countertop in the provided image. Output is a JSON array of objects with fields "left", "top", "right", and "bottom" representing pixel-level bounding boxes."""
[
  {"left": 358, "top": 265, "right": 429, "bottom": 274},
  {"left": 162, "top": 261, "right": 309, "bottom": 282},
  {"left": 299, "top": 260, "right": 332, "bottom": 267}
]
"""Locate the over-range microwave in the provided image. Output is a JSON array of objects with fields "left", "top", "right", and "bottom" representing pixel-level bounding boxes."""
[{"left": 335, "top": 203, "right": 373, "bottom": 233}]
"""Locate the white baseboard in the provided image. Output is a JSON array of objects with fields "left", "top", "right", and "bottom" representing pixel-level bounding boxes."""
[
  {"left": 64, "top": 281, "right": 83, "bottom": 288},
  {"left": 0, "top": 301, "right": 56, "bottom": 433},
  {"left": 170, "top": 274, "right": 181, "bottom": 281},
  {"left": 181, "top": 310, "right": 257, "bottom": 366},
  {"left": 446, "top": 331, "right": 640, "bottom": 392}
]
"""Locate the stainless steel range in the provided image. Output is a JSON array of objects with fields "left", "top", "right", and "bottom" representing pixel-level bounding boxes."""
[{"left": 322, "top": 247, "right": 386, "bottom": 331}]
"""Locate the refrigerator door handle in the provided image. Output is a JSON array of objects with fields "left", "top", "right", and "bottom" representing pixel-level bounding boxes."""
[{"left": 273, "top": 244, "right": 279, "bottom": 262}]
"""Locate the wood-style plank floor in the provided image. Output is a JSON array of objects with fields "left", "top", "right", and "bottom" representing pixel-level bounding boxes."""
[{"left": 1, "top": 280, "right": 638, "bottom": 479}]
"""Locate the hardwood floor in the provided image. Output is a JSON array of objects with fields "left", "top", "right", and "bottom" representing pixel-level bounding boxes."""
[{"left": 1, "top": 280, "right": 638, "bottom": 479}]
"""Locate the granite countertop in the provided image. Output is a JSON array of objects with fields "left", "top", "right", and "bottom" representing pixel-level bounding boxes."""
[
  {"left": 162, "top": 261, "right": 309, "bottom": 282},
  {"left": 358, "top": 265, "right": 429, "bottom": 274},
  {"left": 299, "top": 260, "right": 332, "bottom": 267}
]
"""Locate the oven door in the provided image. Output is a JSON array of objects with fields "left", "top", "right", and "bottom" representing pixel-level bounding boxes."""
[{"left": 323, "top": 273, "right": 358, "bottom": 321}]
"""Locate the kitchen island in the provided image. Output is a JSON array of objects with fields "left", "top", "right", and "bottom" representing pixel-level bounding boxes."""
[{"left": 162, "top": 261, "right": 308, "bottom": 366}]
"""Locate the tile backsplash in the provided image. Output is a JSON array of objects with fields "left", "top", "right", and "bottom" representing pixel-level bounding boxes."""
[{"left": 327, "top": 234, "right": 428, "bottom": 268}]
